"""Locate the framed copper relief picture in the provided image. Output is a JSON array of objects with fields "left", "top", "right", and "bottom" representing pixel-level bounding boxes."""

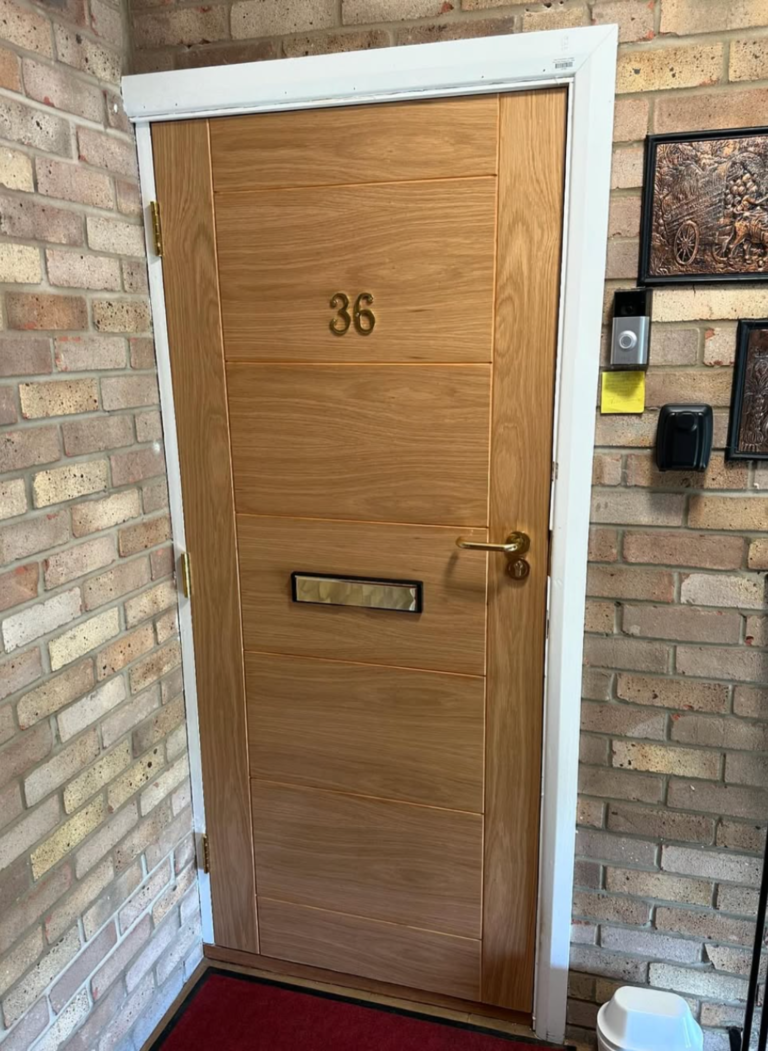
[
  {"left": 727, "top": 320, "right": 768, "bottom": 461},
  {"left": 640, "top": 127, "right": 768, "bottom": 284}
]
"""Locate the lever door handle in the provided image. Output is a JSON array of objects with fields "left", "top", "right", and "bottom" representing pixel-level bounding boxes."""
[{"left": 456, "top": 531, "right": 530, "bottom": 555}]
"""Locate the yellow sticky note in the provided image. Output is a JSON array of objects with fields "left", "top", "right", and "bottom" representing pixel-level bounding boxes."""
[{"left": 601, "top": 371, "right": 645, "bottom": 415}]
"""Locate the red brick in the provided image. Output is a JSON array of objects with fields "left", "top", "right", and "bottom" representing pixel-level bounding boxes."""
[
  {"left": 62, "top": 414, "right": 133, "bottom": 456},
  {"left": 0, "top": 96, "right": 70, "bottom": 155},
  {"left": 0, "top": 385, "right": 16, "bottom": 424},
  {"left": 55, "top": 23, "right": 121, "bottom": 84},
  {"left": 129, "top": 337, "right": 155, "bottom": 369},
  {"left": 0, "top": 563, "right": 39, "bottom": 613},
  {"left": 625, "top": 452, "right": 748, "bottom": 490},
  {"left": 78, "top": 127, "right": 137, "bottom": 179},
  {"left": 622, "top": 604, "right": 742, "bottom": 644},
  {"left": 91, "top": 914, "right": 151, "bottom": 1000},
  {"left": 623, "top": 530, "right": 745, "bottom": 570},
  {"left": 0, "top": 509, "right": 68, "bottom": 563},
  {"left": 607, "top": 806, "right": 714, "bottom": 846},
  {"left": 150, "top": 545, "right": 174, "bottom": 581},
  {"left": 0, "top": 192, "right": 83, "bottom": 246},
  {"left": 591, "top": 489, "right": 685, "bottom": 526},
  {"left": 0, "top": 722, "right": 52, "bottom": 790},
  {"left": 22, "top": 58, "right": 105, "bottom": 122},
  {"left": 36, "top": 157, "right": 113, "bottom": 210},
  {"left": 7, "top": 293, "right": 88, "bottom": 332},
  {"left": 46, "top": 250, "right": 122, "bottom": 292},
  {"left": 396, "top": 19, "right": 514, "bottom": 45},
  {"left": 0, "top": 649, "right": 43, "bottom": 702},
  {"left": 0, "top": 425, "right": 60, "bottom": 472},
  {"left": 0, "top": 337, "right": 52, "bottom": 377},
  {"left": 119, "top": 514, "right": 171, "bottom": 557},
  {"left": 617, "top": 673, "right": 729, "bottom": 713},
  {"left": 96, "top": 624, "right": 154, "bottom": 681},
  {"left": 101, "top": 374, "right": 158, "bottom": 411},
  {"left": 613, "top": 97, "right": 649, "bottom": 142},
  {"left": 584, "top": 635, "right": 669, "bottom": 673},
  {"left": 122, "top": 260, "right": 148, "bottom": 295},
  {"left": 51, "top": 922, "right": 118, "bottom": 1012},
  {"left": 589, "top": 527, "right": 619, "bottom": 562},
  {"left": 84, "top": 557, "right": 151, "bottom": 611},
  {"left": 116, "top": 179, "right": 141, "bottom": 217},
  {"left": 0, "top": 44, "right": 21, "bottom": 91},
  {"left": 656, "top": 87, "right": 768, "bottom": 133},
  {"left": 677, "top": 645, "right": 765, "bottom": 684},
  {"left": 111, "top": 447, "right": 165, "bottom": 486},
  {"left": 588, "top": 565, "right": 675, "bottom": 602}
]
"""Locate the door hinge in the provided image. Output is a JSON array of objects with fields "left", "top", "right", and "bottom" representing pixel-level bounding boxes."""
[
  {"left": 180, "top": 551, "right": 192, "bottom": 599},
  {"left": 149, "top": 200, "right": 163, "bottom": 257},
  {"left": 200, "top": 833, "right": 210, "bottom": 874}
]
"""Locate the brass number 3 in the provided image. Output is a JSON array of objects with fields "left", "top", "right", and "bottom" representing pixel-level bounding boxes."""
[{"left": 329, "top": 292, "right": 376, "bottom": 337}]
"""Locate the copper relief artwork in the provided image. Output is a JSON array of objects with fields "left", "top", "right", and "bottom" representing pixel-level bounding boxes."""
[
  {"left": 641, "top": 129, "right": 768, "bottom": 283},
  {"left": 729, "top": 322, "right": 768, "bottom": 460}
]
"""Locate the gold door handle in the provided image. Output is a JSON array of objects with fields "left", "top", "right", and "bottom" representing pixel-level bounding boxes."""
[
  {"left": 456, "top": 531, "right": 531, "bottom": 580},
  {"left": 456, "top": 531, "right": 530, "bottom": 555}
]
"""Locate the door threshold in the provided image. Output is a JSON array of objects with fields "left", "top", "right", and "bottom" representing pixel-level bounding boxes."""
[{"left": 203, "top": 943, "right": 535, "bottom": 1037}]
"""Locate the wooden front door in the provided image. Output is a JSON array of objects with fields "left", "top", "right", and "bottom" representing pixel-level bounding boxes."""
[{"left": 153, "top": 88, "right": 566, "bottom": 1014}]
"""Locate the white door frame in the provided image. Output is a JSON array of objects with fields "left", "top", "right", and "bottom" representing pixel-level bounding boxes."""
[{"left": 123, "top": 26, "right": 617, "bottom": 1043}]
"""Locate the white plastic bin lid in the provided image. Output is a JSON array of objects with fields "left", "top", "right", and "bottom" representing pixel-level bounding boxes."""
[{"left": 597, "top": 986, "right": 704, "bottom": 1051}]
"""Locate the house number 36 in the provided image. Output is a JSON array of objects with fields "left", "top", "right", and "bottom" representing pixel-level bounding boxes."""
[{"left": 329, "top": 292, "right": 376, "bottom": 336}]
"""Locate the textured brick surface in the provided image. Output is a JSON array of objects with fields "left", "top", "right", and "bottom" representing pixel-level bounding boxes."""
[
  {"left": 0, "top": 1, "right": 194, "bottom": 1047},
  {"left": 0, "top": 0, "right": 763, "bottom": 1048}
]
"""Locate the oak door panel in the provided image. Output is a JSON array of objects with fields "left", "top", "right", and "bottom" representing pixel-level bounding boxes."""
[
  {"left": 252, "top": 782, "right": 483, "bottom": 938},
  {"left": 228, "top": 364, "right": 491, "bottom": 525},
  {"left": 210, "top": 96, "right": 498, "bottom": 192},
  {"left": 152, "top": 119, "right": 257, "bottom": 953},
  {"left": 237, "top": 516, "right": 488, "bottom": 675},
  {"left": 215, "top": 180, "right": 497, "bottom": 362},
  {"left": 259, "top": 899, "right": 481, "bottom": 1001},
  {"left": 482, "top": 89, "right": 566, "bottom": 1009},
  {"left": 246, "top": 652, "right": 485, "bottom": 812}
]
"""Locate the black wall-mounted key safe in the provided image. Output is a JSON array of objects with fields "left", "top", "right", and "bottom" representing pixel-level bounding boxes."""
[{"left": 655, "top": 404, "right": 713, "bottom": 472}]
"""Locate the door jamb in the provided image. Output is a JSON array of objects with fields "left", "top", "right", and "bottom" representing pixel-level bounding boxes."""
[{"left": 125, "top": 26, "right": 617, "bottom": 1043}]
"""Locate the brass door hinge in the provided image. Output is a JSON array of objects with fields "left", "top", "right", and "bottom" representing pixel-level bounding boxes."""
[
  {"left": 180, "top": 551, "right": 192, "bottom": 599},
  {"left": 201, "top": 833, "right": 210, "bottom": 874},
  {"left": 150, "top": 200, "right": 163, "bottom": 257}
]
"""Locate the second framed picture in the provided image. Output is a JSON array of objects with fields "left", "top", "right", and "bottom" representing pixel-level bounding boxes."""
[
  {"left": 640, "top": 126, "right": 768, "bottom": 285},
  {"left": 727, "top": 319, "right": 768, "bottom": 461}
]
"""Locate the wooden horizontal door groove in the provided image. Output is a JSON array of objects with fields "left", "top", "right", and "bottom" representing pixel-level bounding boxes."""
[
  {"left": 257, "top": 898, "right": 481, "bottom": 1001},
  {"left": 241, "top": 648, "right": 485, "bottom": 682},
  {"left": 259, "top": 898, "right": 481, "bottom": 944},
  {"left": 237, "top": 516, "right": 488, "bottom": 676},
  {"left": 227, "top": 362, "right": 491, "bottom": 524},
  {"left": 252, "top": 780, "right": 483, "bottom": 938},
  {"left": 221, "top": 361, "right": 494, "bottom": 367},
  {"left": 214, "top": 173, "right": 499, "bottom": 196},
  {"left": 236, "top": 511, "right": 491, "bottom": 531},
  {"left": 215, "top": 178, "right": 496, "bottom": 364},
  {"left": 210, "top": 96, "right": 499, "bottom": 192},
  {"left": 250, "top": 778, "right": 483, "bottom": 818}
]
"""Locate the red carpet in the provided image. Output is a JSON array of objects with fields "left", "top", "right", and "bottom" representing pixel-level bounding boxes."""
[{"left": 155, "top": 971, "right": 567, "bottom": 1050}]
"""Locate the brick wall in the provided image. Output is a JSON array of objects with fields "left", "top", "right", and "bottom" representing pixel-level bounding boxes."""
[
  {"left": 0, "top": 0, "right": 202, "bottom": 1047},
  {"left": 129, "top": 2, "right": 768, "bottom": 1049}
]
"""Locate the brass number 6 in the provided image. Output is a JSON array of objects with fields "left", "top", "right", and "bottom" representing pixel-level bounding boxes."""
[{"left": 329, "top": 292, "right": 376, "bottom": 336}]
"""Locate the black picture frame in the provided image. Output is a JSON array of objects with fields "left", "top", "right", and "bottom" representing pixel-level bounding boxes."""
[
  {"left": 639, "top": 126, "right": 768, "bottom": 286},
  {"left": 727, "top": 319, "right": 768, "bottom": 461}
]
